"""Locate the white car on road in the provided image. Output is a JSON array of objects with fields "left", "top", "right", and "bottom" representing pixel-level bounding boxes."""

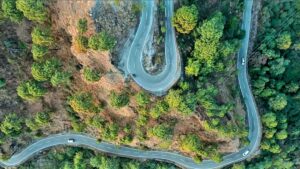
[
  {"left": 68, "top": 139, "right": 75, "bottom": 143},
  {"left": 243, "top": 150, "right": 250, "bottom": 157},
  {"left": 242, "top": 58, "right": 246, "bottom": 65}
]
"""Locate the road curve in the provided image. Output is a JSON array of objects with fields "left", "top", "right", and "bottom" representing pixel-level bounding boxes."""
[
  {"left": 0, "top": 0, "right": 261, "bottom": 168},
  {"left": 122, "top": 0, "right": 182, "bottom": 95}
]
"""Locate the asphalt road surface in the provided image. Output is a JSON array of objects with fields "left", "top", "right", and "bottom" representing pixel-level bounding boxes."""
[
  {"left": 0, "top": 0, "right": 261, "bottom": 168},
  {"left": 122, "top": 0, "right": 182, "bottom": 95}
]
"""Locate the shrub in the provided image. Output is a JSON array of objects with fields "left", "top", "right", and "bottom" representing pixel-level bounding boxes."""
[
  {"left": 16, "top": 0, "right": 47, "bottom": 23},
  {"left": 83, "top": 67, "right": 101, "bottom": 82},
  {"left": 135, "top": 91, "right": 150, "bottom": 107},
  {"left": 17, "top": 80, "right": 47, "bottom": 100},
  {"left": 2, "top": 0, "right": 23, "bottom": 22},
  {"left": 31, "top": 44, "right": 48, "bottom": 61},
  {"left": 0, "top": 113, "right": 23, "bottom": 136},
  {"left": 31, "top": 58, "right": 61, "bottom": 81},
  {"left": 50, "top": 71, "right": 71, "bottom": 87},
  {"left": 74, "top": 35, "right": 88, "bottom": 52},
  {"left": 110, "top": 91, "right": 129, "bottom": 108},
  {"left": 148, "top": 124, "right": 173, "bottom": 140},
  {"left": 25, "top": 111, "right": 51, "bottom": 131},
  {"left": 68, "top": 92, "right": 100, "bottom": 114},
  {"left": 149, "top": 101, "right": 169, "bottom": 119},
  {"left": 77, "top": 18, "right": 87, "bottom": 34},
  {"left": 88, "top": 32, "right": 116, "bottom": 51},
  {"left": 31, "top": 26, "right": 54, "bottom": 46}
]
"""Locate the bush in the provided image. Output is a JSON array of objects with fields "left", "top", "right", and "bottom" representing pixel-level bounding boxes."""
[
  {"left": 2, "top": 0, "right": 23, "bottom": 22},
  {"left": 17, "top": 80, "right": 47, "bottom": 100},
  {"left": 31, "top": 44, "right": 48, "bottom": 61},
  {"left": 16, "top": 0, "right": 47, "bottom": 22},
  {"left": 26, "top": 111, "right": 51, "bottom": 131},
  {"left": 68, "top": 92, "right": 100, "bottom": 114},
  {"left": 135, "top": 91, "right": 150, "bottom": 107},
  {"left": 77, "top": 18, "right": 87, "bottom": 34},
  {"left": 31, "top": 26, "right": 54, "bottom": 46},
  {"left": 172, "top": 5, "right": 198, "bottom": 34},
  {"left": 148, "top": 124, "right": 173, "bottom": 140},
  {"left": 88, "top": 32, "right": 116, "bottom": 51},
  {"left": 50, "top": 71, "right": 71, "bottom": 87},
  {"left": 83, "top": 67, "right": 101, "bottom": 82},
  {"left": 74, "top": 35, "right": 88, "bottom": 52},
  {"left": 31, "top": 58, "right": 61, "bottom": 81},
  {"left": 149, "top": 101, "right": 169, "bottom": 119},
  {"left": 110, "top": 91, "right": 129, "bottom": 108},
  {"left": 0, "top": 113, "right": 23, "bottom": 136}
]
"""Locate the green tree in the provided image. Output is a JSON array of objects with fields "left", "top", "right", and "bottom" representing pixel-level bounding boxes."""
[
  {"left": 122, "top": 161, "right": 141, "bottom": 169},
  {"left": 31, "top": 58, "right": 61, "bottom": 81},
  {"left": 268, "top": 94, "right": 288, "bottom": 111},
  {"left": 135, "top": 91, "right": 150, "bottom": 107},
  {"left": 31, "top": 44, "right": 48, "bottom": 61},
  {"left": 68, "top": 92, "right": 100, "bottom": 114},
  {"left": 73, "top": 152, "right": 86, "bottom": 169},
  {"left": 88, "top": 32, "right": 116, "bottom": 51},
  {"left": 149, "top": 124, "right": 173, "bottom": 140},
  {"left": 109, "top": 91, "right": 129, "bottom": 108},
  {"left": 276, "top": 32, "right": 292, "bottom": 50},
  {"left": 275, "top": 130, "right": 288, "bottom": 140},
  {"left": 285, "top": 82, "right": 299, "bottom": 93},
  {"left": 149, "top": 100, "right": 169, "bottom": 119},
  {"left": 25, "top": 111, "right": 50, "bottom": 131},
  {"left": 83, "top": 67, "right": 101, "bottom": 82},
  {"left": 0, "top": 113, "right": 23, "bottom": 136},
  {"left": 2, "top": 0, "right": 23, "bottom": 22},
  {"left": 181, "top": 134, "right": 202, "bottom": 153},
  {"left": 74, "top": 35, "right": 88, "bottom": 52},
  {"left": 16, "top": 0, "right": 47, "bottom": 22},
  {"left": 185, "top": 59, "right": 200, "bottom": 76},
  {"left": 172, "top": 4, "right": 198, "bottom": 34},
  {"left": 50, "top": 71, "right": 71, "bottom": 87},
  {"left": 77, "top": 18, "right": 87, "bottom": 34},
  {"left": 262, "top": 112, "right": 278, "bottom": 128},
  {"left": 31, "top": 26, "right": 54, "bottom": 46},
  {"left": 193, "top": 12, "right": 225, "bottom": 66},
  {"left": 93, "top": 156, "right": 120, "bottom": 169},
  {"left": 232, "top": 163, "right": 245, "bottom": 169},
  {"left": 17, "top": 80, "right": 47, "bottom": 100}
]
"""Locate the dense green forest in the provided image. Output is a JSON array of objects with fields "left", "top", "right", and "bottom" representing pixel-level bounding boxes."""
[{"left": 229, "top": 1, "right": 300, "bottom": 169}]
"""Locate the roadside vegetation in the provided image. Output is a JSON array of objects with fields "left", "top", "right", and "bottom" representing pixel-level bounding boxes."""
[
  {"left": 2, "top": 0, "right": 295, "bottom": 167},
  {"left": 229, "top": 0, "right": 300, "bottom": 168},
  {"left": 19, "top": 147, "right": 179, "bottom": 169},
  {"left": 169, "top": 0, "right": 247, "bottom": 162}
]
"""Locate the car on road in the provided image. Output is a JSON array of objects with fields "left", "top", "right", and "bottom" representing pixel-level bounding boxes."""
[
  {"left": 242, "top": 58, "right": 246, "bottom": 65},
  {"left": 68, "top": 138, "right": 75, "bottom": 143},
  {"left": 243, "top": 150, "right": 250, "bottom": 157}
]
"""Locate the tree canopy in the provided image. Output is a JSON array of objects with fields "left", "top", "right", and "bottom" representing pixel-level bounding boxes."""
[
  {"left": 173, "top": 4, "right": 198, "bottom": 34},
  {"left": 16, "top": 0, "right": 47, "bottom": 22}
]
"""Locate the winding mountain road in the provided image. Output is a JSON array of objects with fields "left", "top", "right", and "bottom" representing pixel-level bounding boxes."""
[
  {"left": 0, "top": 0, "right": 261, "bottom": 168},
  {"left": 120, "top": 0, "right": 182, "bottom": 95}
]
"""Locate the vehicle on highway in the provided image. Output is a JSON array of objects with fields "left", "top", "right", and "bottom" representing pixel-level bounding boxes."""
[
  {"left": 243, "top": 150, "right": 250, "bottom": 157},
  {"left": 68, "top": 138, "right": 75, "bottom": 143},
  {"left": 242, "top": 58, "right": 246, "bottom": 65}
]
